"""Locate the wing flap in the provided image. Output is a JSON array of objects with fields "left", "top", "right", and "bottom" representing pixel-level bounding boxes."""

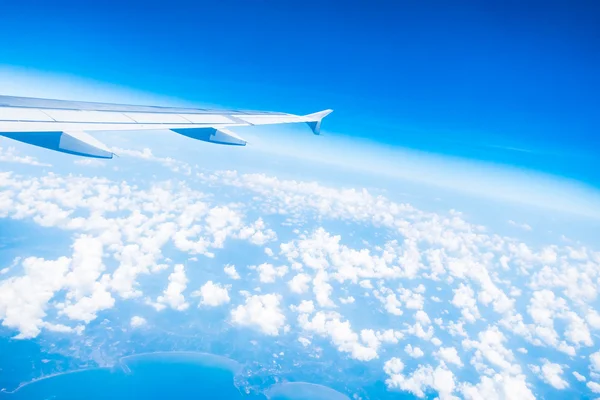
[
  {"left": 1, "top": 130, "right": 113, "bottom": 159},
  {"left": 171, "top": 127, "right": 247, "bottom": 146}
]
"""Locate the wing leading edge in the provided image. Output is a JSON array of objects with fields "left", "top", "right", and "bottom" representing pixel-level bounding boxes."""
[{"left": 0, "top": 95, "right": 333, "bottom": 159}]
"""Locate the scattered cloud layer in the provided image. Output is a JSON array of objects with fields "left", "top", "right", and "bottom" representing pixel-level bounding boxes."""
[
  {"left": 1, "top": 157, "right": 599, "bottom": 399},
  {"left": 0, "top": 145, "right": 52, "bottom": 167}
]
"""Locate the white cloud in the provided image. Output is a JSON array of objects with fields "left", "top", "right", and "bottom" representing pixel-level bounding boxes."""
[
  {"left": 374, "top": 289, "right": 403, "bottom": 316},
  {"left": 590, "top": 351, "right": 600, "bottom": 374},
  {"left": 384, "top": 357, "right": 405, "bottom": 375},
  {"left": 0, "top": 256, "right": 71, "bottom": 338},
  {"left": 385, "top": 361, "right": 457, "bottom": 399},
  {"left": 224, "top": 264, "right": 241, "bottom": 280},
  {"left": 112, "top": 147, "right": 191, "bottom": 175},
  {"left": 58, "top": 277, "right": 114, "bottom": 323},
  {"left": 0, "top": 236, "right": 114, "bottom": 337},
  {"left": 130, "top": 316, "right": 147, "bottom": 328},
  {"left": 0, "top": 145, "right": 52, "bottom": 167},
  {"left": 573, "top": 371, "right": 586, "bottom": 382},
  {"left": 230, "top": 294, "right": 286, "bottom": 336},
  {"left": 405, "top": 344, "right": 424, "bottom": 358},
  {"left": 254, "top": 263, "right": 288, "bottom": 283},
  {"left": 64, "top": 236, "right": 106, "bottom": 300},
  {"left": 290, "top": 300, "right": 315, "bottom": 314},
  {"left": 237, "top": 218, "right": 277, "bottom": 245},
  {"left": 376, "top": 329, "right": 404, "bottom": 344},
  {"left": 531, "top": 359, "right": 569, "bottom": 389},
  {"left": 155, "top": 264, "right": 189, "bottom": 311},
  {"left": 313, "top": 271, "right": 335, "bottom": 308},
  {"left": 452, "top": 284, "right": 480, "bottom": 323},
  {"left": 192, "top": 281, "right": 230, "bottom": 307},
  {"left": 435, "top": 347, "right": 463, "bottom": 367},
  {"left": 405, "top": 321, "right": 434, "bottom": 341},
  {"left": 298, "top": 311, "right": 380, "bottom": 361},
  {"left": 74, "top": 158, "right": 106, "bottom": 167},
  {"left": 508, "top": 220, "right": 532, "bottom": 231},
  {"left": 462, "top": 326, "right": 521, "bottom": 375},
  {"left": 399, "top": 288, "right": 425, "bottom": 310},
  {"left": 360, "top": 280, "right": 373, "bottom": 289},
  {"left": 288, "top": 273, "right": 311, "bottom": 294},
  {"left": 588, "top": 381, "right": 600, "bottom": 393},
  {"left": 415, "top": 310, "right": 431, "bottom": 325},
  {"left": 586, "top": 309, "right": 600, "bottom": 330},
  {"left": 461, "top": 373, "right": 535, "bottom": 400}
]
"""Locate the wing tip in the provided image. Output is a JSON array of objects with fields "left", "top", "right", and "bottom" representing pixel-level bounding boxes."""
[{"left": 305, "top": 109, "right": 333, "bottom": 135}]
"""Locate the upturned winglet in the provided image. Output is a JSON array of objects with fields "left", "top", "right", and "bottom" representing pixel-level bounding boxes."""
[
  {"left": 0, "top": 95, "right": 334, "bottom": 158},
  {"left": 304, "top": 109, "right": 333, "bottom": 135}
]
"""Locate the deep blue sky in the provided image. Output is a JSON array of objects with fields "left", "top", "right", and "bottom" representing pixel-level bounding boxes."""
[{"left": 1, "top": 0, "right": 599, "bottom": 186}]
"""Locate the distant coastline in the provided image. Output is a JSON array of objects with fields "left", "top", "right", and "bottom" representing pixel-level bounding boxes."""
[
  {"left": 1, "top": 367, "right": 103, "bottom": 395},
  {"left": 1, "top": 350, "right": 241, "bottom": 395}
]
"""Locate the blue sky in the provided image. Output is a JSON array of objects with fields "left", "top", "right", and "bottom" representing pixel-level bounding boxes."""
[
  {"left": 3, "top": 3, "right": 600, "bottom": 398},
  {"left": 1, "top": 0, "right": 599, "bottom": 186}
]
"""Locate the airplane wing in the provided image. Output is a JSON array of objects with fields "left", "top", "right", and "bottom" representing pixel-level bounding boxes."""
[{"left": 0, "top": 95, "right": 333, "bottom": 159}]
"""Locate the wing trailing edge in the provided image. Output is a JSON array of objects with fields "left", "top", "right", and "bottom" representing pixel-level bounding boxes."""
[{"left": 0, "top": 95, "right": 333, "bottom": 158}]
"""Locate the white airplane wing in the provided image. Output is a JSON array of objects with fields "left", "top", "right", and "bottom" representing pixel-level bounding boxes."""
[{"left": 0, "top": 95, "right": 333, "bottom": 159}]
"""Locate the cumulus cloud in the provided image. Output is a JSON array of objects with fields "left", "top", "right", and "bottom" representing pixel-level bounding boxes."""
[
  {"left": 589, "top": 351, "right": 600, "bottom": 375},
  {"left": 224, "top": 264, "right": 241, "bottom": 280},
  {"left": 230, "top": 294, "right": 286, "bottom": 336},
  {"left": 385, "top": 361, "right": 457, "bottom": 399},
  {"left": 237, "top": 218, "right": 277, "bottom": 245},
  {"left": 0, "top": 170, "right": 294, "bottom": 335},
  {"left": 460, "top": 373, "right": 535, "bottom": 400},
  {"left": 573, "top": 371, "right": 586, "bottom": 382},
  {"left": 290, "top": 300, "right": 315, "bottom": 314},
  {"left": 130, "top": 316, "right": 147, "bottom": 328},
  {"left": 0, "top": 145, "right": 52, "bottom": 167},
  {"left": 374, "top": 288, "right": 403, "bottom": 316},
  {"left": 435, "top": 347, "right": 463, "bottom": 367},
  {"left": 462, "top": 327, "right": 521, "bottom": 375},
  {"left": 192, "top": 281, "right": 230, "bottom": 307},
  {"left": 0, "top": 236, "right": 114, "bottom": 337},
  {"left": 588, "top": 381, "right": 600, "bottom": 393},
  {"left": 452, "top": 284, "right": 480, "bottom": 323},
  {"left": 0, "top": 256, "right": 71, "bottom": 338},
  {"left": 298, "top": 310, "right": 380, "bottom": 361},
  {"left": 405, "top": 344, "right": 424, "bottom": 358},
  {"left": 154, "top": 264, "right": 189, "bottom": 311},
  {"left": 530, "top": 359, "right": 569, "bottom": 389},
  {"left": 288, "top": 273, "right": 311, "bottom": 294},
  {"left": 253, "top": 263, "right": 288, "bottom": 283}
]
